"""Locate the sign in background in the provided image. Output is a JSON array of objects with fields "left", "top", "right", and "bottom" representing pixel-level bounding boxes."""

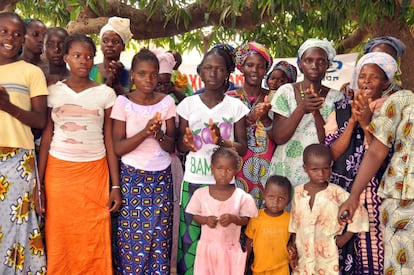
[{"left": 98, "top": 50, "right": 359, "bottom": 91}]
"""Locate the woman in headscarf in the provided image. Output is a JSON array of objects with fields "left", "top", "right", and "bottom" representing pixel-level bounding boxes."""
[
  {"left": 264, "top": 60, "right": 298, "bottom": 93},
  {"left": 325, "top": 52, "right": 397, "bottom": 275},
  {"left": 226, "top": 41, "right": 274, "bottom": 207},
  {"left": 341, "top": 36, "right": 405, "bottom": 99},
  {"left": 90, "top": 16, "right": 133, "bottom": 95},
  {"left": 268, "top": 38, "right": 344, "bottom": 187}
]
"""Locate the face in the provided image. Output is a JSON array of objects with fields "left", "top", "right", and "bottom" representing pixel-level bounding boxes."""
[
  {"left": 156, "top": 73, "right": 173, "bottom": 94},
  {"left": 24, "top": 21, "right": 46, "bottom": 54},
  {"left": 357, "top": 64, "right": 388, "bottom": 100},
  {"left": 131, "top": 60, "right": 159, "bottom": 94},
  {"left": 211, "top": 156, "right": 237, "bottom": 186},
  {"left": 303, "top": 155, "right": 332, "bottom": 186},
  {"left": 101, "top": 31, "right": 124, "bottom": 60},
  {"left": 241, "top": 53, "right": 267, "bottom": 87},
  {"left": 267, "top": 69, "right": 288, "bottom": 90},
  {"left": 371, "top": 43, "right": 397, "bottom": 60},
  {"left": 199, "top": 53, "right": 229, "bottom": 90},
  {"left": 299, "top": 47, "right": 329, "bottom": 82},
  {"left": 264, "top": 183, "right": 290, "bottom": 216},
  {"left": 44, "top": 31, "right": 67, "bottom": 66},
  {"left": 64, "top": 41, "right": 95, "bottom": 78},
  {"left": 0, "top": 17, "right": 25, "bottom": 63}
]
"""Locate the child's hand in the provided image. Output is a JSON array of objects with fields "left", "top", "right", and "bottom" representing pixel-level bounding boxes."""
[
  {"left": 33, "top": 185, "right": 45, "bottom": 217},
  {"left": 288, "top": 244, "right": 299, "bottom": 271},
  {"left": 336, "top": 231, "right": 354, "bottom": 248},
  {"left": 209, "top": 118, "right": 221, "bottom": 145},
  {"left": 218, "top": 214, "right": 234, "bottom": 227},
  {"left": 183, "top": 127, "right": 198, "bottom": 152},
  {"left": 206, "top": 216, "right": 218, "bottom": 228}
]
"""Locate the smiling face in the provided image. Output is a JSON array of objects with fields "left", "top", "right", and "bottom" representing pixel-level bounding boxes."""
[
  {"left": 303, "top": 155, "right": 332, "bottom": 186},
  {"left": 0, "top": 16, "right": 25, "bottom": 64},
  {"left": 357, "top": 63, "right": 388, "bottom": 100},
  {"left": 241, "top": 53, "right": 267, "bottom": 87},
  {"left": 64, "top": 41, "right": 95, "bottom": 78},
  {"left": 299, "top": 47, "right": 329, "bottom": 82},
  {"left": 199, "top": 53, "right": 229, "bottom": 91},
  {"left": 264, "top": 183, "right": 290, "bottom": 216},
  {"left": 211, "top": 156, "right": 238, "bottom": 186},
  {"left": 131, "top": 60, "right": 159, "bottom": 94},
  {"left": 100, "top": 31, "right": 124, "bottom": 60},
  {"left": 24, "top": 20, "right": 46, "bottom": 55}
]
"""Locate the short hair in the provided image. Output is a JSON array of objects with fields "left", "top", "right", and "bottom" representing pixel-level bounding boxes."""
[
  {"left": 0, "top": 12, "right": 26, "bottom": 36},
  {"left": 44, "top": 27, "right": 68, "bottom": 42},
  {"left": 131, "top": 48, "right": 159, "bottom": 72},
  {"left": 198, "top": 47, "right": 235, "bottom": 74},
  {"left": 211, "top": 147, "right": 240, "bottom": 169},
  {"left": 63, "top": 34, "right": 96, "bottom": 56},
  {"left": 265, "top": 175, "right": 292, "bottom": 201},
  {"left": 303, "top": 143, "right": 332, "bottom": 165}
]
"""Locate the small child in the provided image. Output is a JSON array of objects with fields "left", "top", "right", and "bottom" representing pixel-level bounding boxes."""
[
  {"left": 289, "top": 144, "right": 368, "bottom": 274},
  {"left": 264, "top": 60, "right": 297, "bottom": 92},
  {"left": 245, "top": 175, "right": 292, "bottom": 275},
  {"left": 185, "top": 147, "right": 258, "bottom": 275}
]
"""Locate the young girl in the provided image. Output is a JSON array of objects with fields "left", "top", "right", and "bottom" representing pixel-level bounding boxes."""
[
  {"left": 186, "top": 147, "right": 258, "bottom": 275},
  {"left": 289, "top": 144, "right": 368, "bottom": 274},
  {"left": 325, "top": 52, "right": 397, "bottom": 274},
  {"left": 111, "top": 48, "right": 176, "bottom": 274},
  {"left": 38, "top": 34, "right": 120, "bottom": 274},
  {"left": 176, "top": 47, "right": 249, "bottom": 274},
  {"left": 0, "top": 12, "right": 47, "bottom": 274},
  {"left": 43, "top": 27, "right": 69, "bottom": 86},
  {"left": 20, "top": 18, "right": 47, "bottom": 69},
  {"left": 245, "top": 175, "right": 292, "bottom": 274}
]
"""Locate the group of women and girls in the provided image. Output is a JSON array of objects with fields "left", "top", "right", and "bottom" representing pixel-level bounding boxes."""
[{"left": 0, "top": 9, "right": 413, "bottom": 275}]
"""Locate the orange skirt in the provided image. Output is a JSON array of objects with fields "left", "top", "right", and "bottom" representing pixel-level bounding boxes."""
[{"left": 45, "top": 155, "right": 112, "bottom": 274}]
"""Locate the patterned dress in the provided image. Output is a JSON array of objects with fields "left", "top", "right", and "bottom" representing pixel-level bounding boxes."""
[
  {"left": 226, "top": 89, "right": 275, "bottom": 207},
  {"left": 367, "top": 90, "right": 414, "bottom": 274},
  {"left": 325, "top": 96, "right": 388, "bottom": 274},
  {"left": 269, "top": 84, "right": 343, "bottom": 187}
]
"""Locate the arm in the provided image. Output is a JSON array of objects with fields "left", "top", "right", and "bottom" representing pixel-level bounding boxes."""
[
  {"left": 218, "top": 214, "right": 249, "bottom": 227},
  {"left": 35, "top": 108, "right": 54, "bottom": 216},
  {"left": 245, "top": 237, "right": 253, "bottom": 273},
  {"left": 104, "top": 108, "right": 121, "bottom": 212},
  {"left": 288, "top": 233, "right": 298, "bottom": 271},
  {"left": 112, "top": 112, "right": 161, "bottom": 157},
  {"left": 193, "top": 215, "right": 218, "bottom": 228},
  {"left": 330, "top": 104, "right": 358, "bottom": 160},
  {"left": 336, "top": 231, "right": 354, "bottom": 248},
  {"left": 154, "top": 117, "right": 176, "bottom": 153},
  {"left": 211, "top": 117, "right": 248, "bottom": 156},
  {"left": 0, "top": 87, "right": 47, "bottom": 129},
  {"left": 313, "top": 109, "right": 327, "bottom": 143},
  {"left": 338, "top": 137, "right": 389, "bottom": 223},
  {"left": 177, "top": 116, "right": 194, "bottom": 153}
]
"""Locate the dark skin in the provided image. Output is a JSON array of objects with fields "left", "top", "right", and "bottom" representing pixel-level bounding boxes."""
[
  {"left": 177, "top": 54, "right": 247, "bottom": 156},
  {"left": 271, "top": 47, "right": 329, "bottom": 145},
  {"left": 155, "top": 73, "right": 186, "bottom": 103},
  {"left": 36, "top": 40, "right": 121, "bottom": 216},
  {"left": 20, "top": 20, "right": 47, "bottom": 69},
  {"left": 44, "top": 30, "right": 70, "bottom": 86}
]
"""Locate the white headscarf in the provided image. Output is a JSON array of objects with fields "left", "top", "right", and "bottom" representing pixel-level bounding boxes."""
[
  {"left": 99, "top": 17, "right": 133, "bottom": 45},
  {"left": 298, "top": 38, "right": 336, "bottom": 63}
]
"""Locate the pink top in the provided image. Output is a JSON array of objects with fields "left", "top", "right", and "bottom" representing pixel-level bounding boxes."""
[{"left": 110, "top": 95, "right": 176, "bottom": 171}]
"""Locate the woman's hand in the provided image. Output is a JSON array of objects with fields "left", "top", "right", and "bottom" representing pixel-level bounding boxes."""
[
  {"left": 107, "top": 188, "right": 122, "bottom": 212},
  {"left": 144, "top": 112, "right": 162, "bottom": 137},
  {"left": 33, "top": 184, "right": 46, "bottom": 217},
  {"left": 248, "top": 95, "right": 272, "bottom": 124},
  {"left": 183, "top": 127, "right": 197, "bottom": 152},
  {"left": 338, "top": 195, "right": 359, "bottom": 225},
  {"left": 299, "top": 84, "right": 325, "bottom": 114},
  {"left": 353, "top": 92, "right": 373, "bottom": 129},
  {"left": 106, "top": 60, "right": 124, "bottom": 87}
]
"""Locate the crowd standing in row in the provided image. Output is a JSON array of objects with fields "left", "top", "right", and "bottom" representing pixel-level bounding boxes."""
[{"left": 0, "top": 11, "right": 413, "bottom": 275}]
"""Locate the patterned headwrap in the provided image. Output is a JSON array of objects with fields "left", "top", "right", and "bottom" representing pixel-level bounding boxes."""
[
  {"left": 100, "top": 16, "right": 133, "bottom": 45},
  {"left": 350, "top": 52, "right": 397, "bottom": 92},
  {"left": 297, "top": 38, "right": 336, "bottom": 64},
  {"left": 235, "top": 41, "right": 273, "bottom": 71},
  {"left": 211, "top": 43, "right": 236, "bottom": 73},
  {"left": 364, "top": 36, "right": 406, "bottom": 58}
]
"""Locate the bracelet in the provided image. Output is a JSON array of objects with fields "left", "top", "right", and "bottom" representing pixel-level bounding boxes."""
[
  {"left": 111, "top": 186, "right": 121, "bottom": 189},
  {"left": 263, "top": 124, "right": 273, "bottom": 131}
]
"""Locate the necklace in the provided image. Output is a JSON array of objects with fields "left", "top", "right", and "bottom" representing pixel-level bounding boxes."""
[
  {"left": 240, "top": 87, "right": 264, "bottom": 109},
  {"left": 299, "top": 83, "right": 323, "bottom": 99}
]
